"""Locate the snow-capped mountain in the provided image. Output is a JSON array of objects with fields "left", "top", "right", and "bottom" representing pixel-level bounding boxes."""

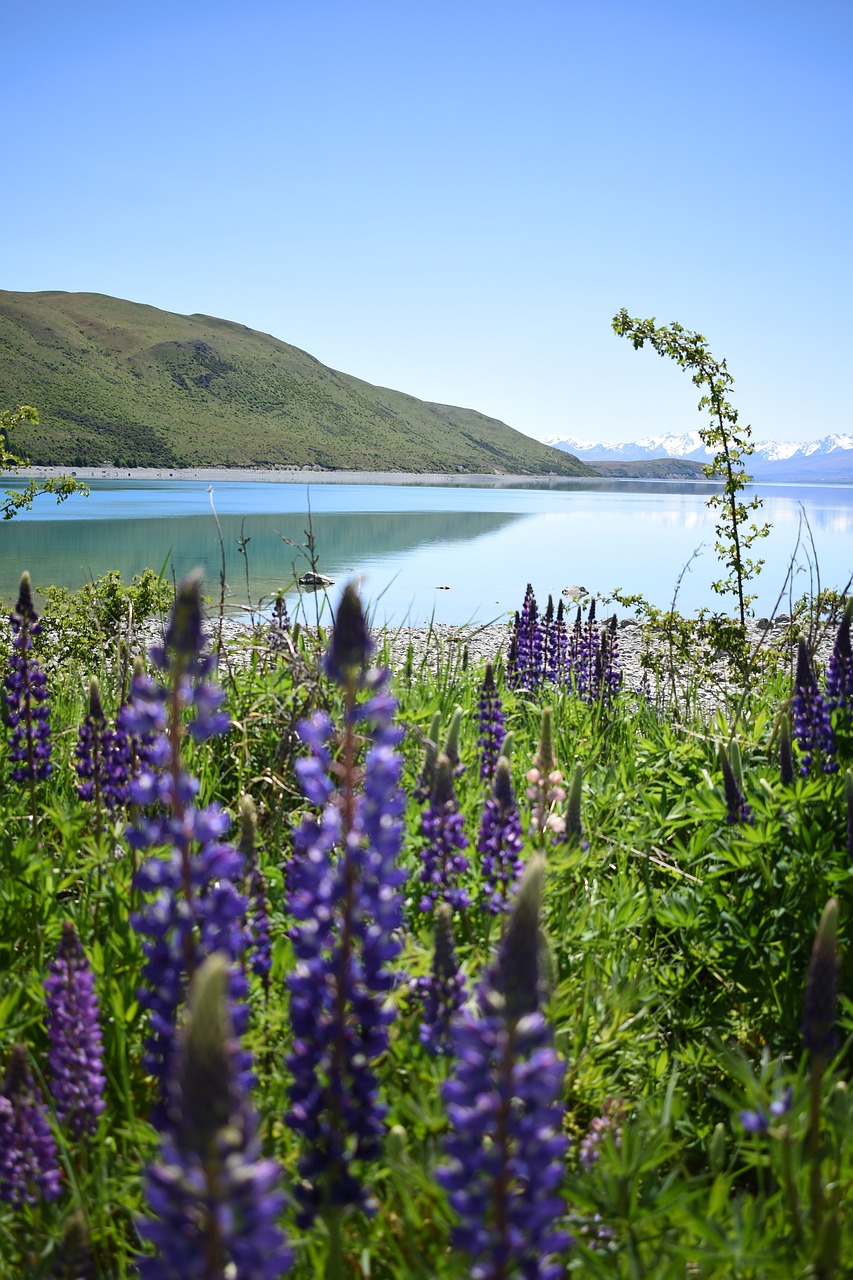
[{"left": 539, "top": 433, "right": 853, "bottom": 481}]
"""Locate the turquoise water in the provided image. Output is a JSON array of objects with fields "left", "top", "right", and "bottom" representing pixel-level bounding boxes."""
[{"left": 4, "top": 478, "right": 852, "bottom": 625}]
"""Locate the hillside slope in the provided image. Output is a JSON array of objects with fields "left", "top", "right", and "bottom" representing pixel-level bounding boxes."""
[{"left": 0, "top": 291, "right": 590, "bottom": 475}]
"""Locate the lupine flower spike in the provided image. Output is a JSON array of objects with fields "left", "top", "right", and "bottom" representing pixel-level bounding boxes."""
[
  {"left": 414, "top": 902, "right": 467, "bottom": 1056},
  {"left": 0, "top": 1045, "right": 61, "bottom": 1206},
  {"left": 438, "top": 856, "right": 570, "bottom": 1278},
  {"left": 444, "top": 706, "right": 465, "bottom": 779},
  {"left": 478, "top": 756, "right": 524, "bottom": 914},
  {"left": 5, "top": 572, "right": 52, "bottom": 812},
  {"left": 122, "top": 573, "right": 250, "bottom": 1116},
  {"left": 579, "top": 1097, "right": 626, "bottom": 1170},
  {"left": 803, "top": 898, "right": 839, "bottom": 1238},
  {"left": 478, "top": 661, "right": 506, "bottom": 782},
  {"left": 564, "top": 762, "right": 586, "bottom": 846},
  {"left": 779, "top": 711, "right": 794, "bottom": 787},
  {"left": 803, "top": 898, "right": 839, "bottom": 1062},
  {"left": 792, "top": 638, "right": 837, "bottom": 775},
  {"left": 138, "top": 953, "right": 292, "bottom": 1278},
  {"left": 527, "top": 707, "right": 566, "bottom": 842},
  {"left": 238, "top": 794, "right": 273, "bottom": 996},
  {"left": 44, "top": 921, "right": 106, "bottom": 1138},
  {"left": 720, "top": 744, "right": 752, "bottom": 826},
  {"left": 415, "top": 709, "right": 442, "bottom": 801},
  {"left": 286, "top": 582, "right": 406, "bottom": 1226},
  {"left": 419, "top": 752, "right": 470, "bottom": 912},
  {"left": 825, "top": 598, "right": 853, "bottom": 715}
]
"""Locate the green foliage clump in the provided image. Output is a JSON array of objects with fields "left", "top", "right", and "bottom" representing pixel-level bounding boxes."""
[
  {"left": 1, "top": 404, "right": 89, "bottom": 519},
  {"left": 38, "top": 568, "right": 174, "bottom": 664}
]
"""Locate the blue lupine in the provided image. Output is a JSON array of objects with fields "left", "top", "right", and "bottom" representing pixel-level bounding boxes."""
[
  {"left": 414, "top": 902, "right": 467, "bottom": 1056},
  {"left": 478, "top": 756, "right": 524, "bottom": 914},
  {"left": 739, "top": 1086, "right": 792, "bottom": 1135},
  {"left": 238, "top": 794, "right": 273, "bottom": 993},
  {"left": 0, "top": 1046, "right": 61, "bottom": 1206},
  {"left": 792, "top": 638, "right": 837, "bottom": 774},
  {"left": 826, "top": 599, "right": 853, "bottom": 714},
  {"left": 720, "top": 745, "right": 752, "bottom": 826},
  {"left": 802, "top": 898, "right": 838, "bottom": 1058},
  {"left": 285, "top": 582, "right": 406, "bottom": 1226},
  {"left": 44, "top": 921, "right": 106, "bottom": 1138},
  {"left": 438, "top": 857, "right": 570, "bottom": 1279},
  {"left": 509, "top": 584, "right": 541, "bottom": 692},
  {"left": 478, "top": 661, "right": 506, "bottom": 782},
  {"left": 552, "top": 599, "right": 569, "bottom": 683},
  {"left": 5, "top": 571, "right": 52, "bottom": 784},
  {"left": 574, "top": 600, "right": 600, "bottom": 703},
  {"left": 139, "top": 954, "right": 292, "bottom": 1278},
  {"left": 123, "top": 574, "right": 250, "bottom": 1119},
  {"left": 77, "top": 676, "right": 133, "bottom": 811},
  {"left": 418, "top": 752, "right": 470, "bottom": 912}
]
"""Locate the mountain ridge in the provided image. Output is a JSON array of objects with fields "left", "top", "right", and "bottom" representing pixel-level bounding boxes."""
[
  {"left": 0, "top": 290, "right": 591, "bottom": 476},
  {"left": 541, "top": 431, "right": 853, "bottom": 482}
]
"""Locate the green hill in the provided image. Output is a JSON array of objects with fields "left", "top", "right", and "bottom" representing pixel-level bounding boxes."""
[{"left": 0, "top": 291, "right": 591, "bottom": 475}]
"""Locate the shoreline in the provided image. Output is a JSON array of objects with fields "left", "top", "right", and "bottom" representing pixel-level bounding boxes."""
[
  {"left": 12, "top": 465, "right": 716, "bottom": 489},
  {"left": 15, "top": 465, "right": 578, "bottom": 488}
]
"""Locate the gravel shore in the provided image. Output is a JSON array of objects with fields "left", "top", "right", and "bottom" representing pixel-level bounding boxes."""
[{"left": 210, "top": 609, "right": 830, "bottom": 720}]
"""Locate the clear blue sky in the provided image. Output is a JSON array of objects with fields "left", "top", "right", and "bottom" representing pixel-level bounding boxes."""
[{"left": 4, "top": 0, "right": 851, "bottom": 443}]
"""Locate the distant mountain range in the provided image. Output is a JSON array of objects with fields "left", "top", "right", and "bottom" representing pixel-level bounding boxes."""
[{"left": 540, "top": 432, "right": 853, "bottom": 482}]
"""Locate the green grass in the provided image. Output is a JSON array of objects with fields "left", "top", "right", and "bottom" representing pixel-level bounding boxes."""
[
  {"left": 0, "top": 291, "right": 592, "bottom": 475},
  {"left": 1, "top": 573, "right": 852, "bottom": 1278}
]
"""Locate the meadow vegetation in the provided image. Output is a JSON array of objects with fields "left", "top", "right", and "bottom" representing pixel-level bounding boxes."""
[{"left": 1, "top": 558, "right": 851, "bottom": 1279}]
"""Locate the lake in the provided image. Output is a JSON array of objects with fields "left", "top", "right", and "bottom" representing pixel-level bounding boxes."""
[{"left": 3, "top": 477, "right": 853, "bottom": 626}]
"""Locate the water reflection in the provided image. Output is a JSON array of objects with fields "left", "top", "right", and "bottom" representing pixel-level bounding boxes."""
[{"left": 3, "top": 478, "right": 853, "bottom": 624}]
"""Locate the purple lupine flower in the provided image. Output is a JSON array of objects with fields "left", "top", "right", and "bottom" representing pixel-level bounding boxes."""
[
  {"left": 552, "top": 598, "right": 569, "bottom": 684},
  {"left": 792, "top": 638, "right": 837, "bottom": 775},
  {"left": 75, "top": 677, "right": 108, "bottom": 804},
  {"left": 238, "top": 794, "right": 273, "bottom": 994},
  {"left": 44, "top": 921, "right": 106, "bottom": 1138},
  {"left": 579, "top": 1097, "right": 626, "bottom": 1170},
  {"left": 5, "top": 571, "right": 52, "bottom": 784},
  {"left": 418, "top": 752, "right": 470, "bottom": 912},
  {"left": 574, "top": 599, "right": 600, "bottom": 703},
  {"left": 286, "top": 582, "right": 406, "bottom": 1226},
  {"left": 413, "top": 902, "right": 467, "bottom": 1056},
  {"left": 509, "top": 584, "right": 542, "bottom": 692},
  {"left": 138, "top": 953, "right": 292, "bottom": 1279},
  {"left": 76, "top": 676, "right": 130, "bottom": 815},
  {"left": 0, "top": 1045, "right": 61, "bottom": 1206},
  {"left": 825, "top": 599, "right": 853, "bottom": 715},
  {"left": 720, "top": 745, "right": 752, "bottom": 826},
  {"left": 600, "top": 616, "right": 623, "bottom": 703},
  {"left": 739, "top": 1085, "right": 793, "bottom": 1135},
  {"left": 478, "top": 756, "right": 524, "bottom": 914},
  {"left": 478, "top": 661, "right": 506, "bottom": 782},
  {"left": 561, "top": 762, "right": 588, "bottom": 850},
  {"left": 123, "top": 575, "right": 250, "bottom": 1119},
  {"left": 802, "top": 898, "right": 838, "bottom": 1059},
  {"left": 779, "top": 711, "right": 795, "bottom": 787},
  {"left": 438, "top": 857, "right": 570, "bottom": 1279}
]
